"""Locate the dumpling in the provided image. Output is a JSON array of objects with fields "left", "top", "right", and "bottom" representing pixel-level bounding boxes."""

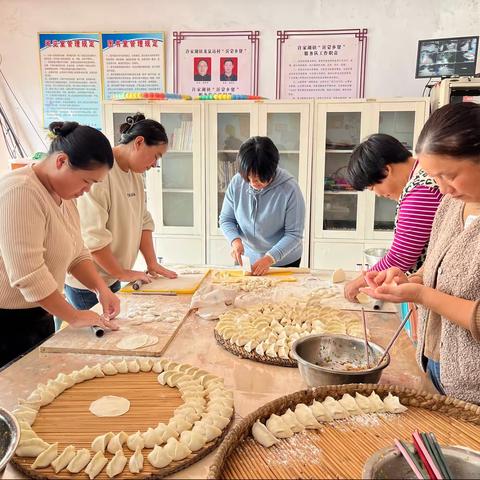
[
  {"left": 167, "top": 372, "right": 185, "bottom": 387},
  {"left": 179, "top": 430, "right": 207, "bottom": 452},
  {"left": 266, "top": 414, "right": 294, "bottom": 438},
  {"left": 201, "top": 413, "right": 230, "bottom": 430},
  {"left": 85, "top": 451, "right": 108, "bottom": 479},
  {"left": 338, "top": 393, "right": 364, "bottom": 416},
  {"left": 127, "top": 431, "right": 145, "bottom": 451},
  {"left": 139, "top": 358, "right": 153, "bottom": 372},
  {"left": 67, "top": 448, "right": 91, "bottom": 473},
  {"left": 294, "top": 403, "right": 321, "bottom": 429},
  {"left": 152, "top": 360, "right": 164, "bottom": 373},
  {"left": 206, "top": 404, "right": 233, "bottom": 419},
  {"left": 12, "top": 406, "right": 37, "bottom": 426},
  {"left": 383, "top": 393, "right": 408, "bottom": 413},
  {"left": 251, "top": 420, "right": 279, "bottom": 448},
  {"left": 129, "top": 447, "right": 144, "bottom": 473},
  {"left": 255, "top": 342, "right": 265, "bottom": 356},
  {"left": 163, "top": 437, "right": 191, "bottom": 461},
  {"left": 154, "top": 423, "right": 179, "bottom": 444},
  {"left": 51, "top": 445, "right": 75, "bottom": 473},
  {"left": 322, "top": 396, "right": 348, "bottom": 419},
  {"left": 355, "top": 392, "right": 374, "bottom": 413},
  {"left": 90, "top": 363, "right": 106, "bottom": 378},
  {"left": 280, "top": 408, "right": 305, "bottom": 433},
  {"left": 92, "top": 432, "right": 114, "bottom": 453},
  {"left": 16, "top": 438, "right": 49, "bottom": 457},
  {"left": 142, "top": 427, "right": 160, "bottom": 448},
  {"left": 45, "top": 379, "right": 68, "bottom": 397},
  {"left": 192, "top": 423, "right": 222, "bottom": 442},
  {"left": 78, "top": 365, "right": 97, "bottom": 380},
  {"left": 114, "top": 359, "right": 129, "bottom": 374},
  {"left": 31, "top": 442, "right": 58, "bottom": 469},
  {"left": 102, "top": 362, "right": 118, "bottom": 375},
  {"left": 310, "top": 401, "right": 333, "bottom": 422},
  {"left": 369, "top": 391, "right": 386, "bottom": 413},
  {"left": 107, "top": 431, "right": 128, "bottom": 454},
  {"left": 147, "top": 445, "right": 172, "bottom": 468},
  {"left": 199, "top": 373, "right": 220, "bottom": 386},
  {"left": 127, "top": 359, "right": 140, "bottom": 373},
  {"left": 19, "top": 428, "right": 39, "bottom": 443},
  {"left": 55, "top": 372, "right": 76, "bottom": 389},
  {"left": 168, "top": 416, "right": 193, "bottom": 434},
  {"left": 157, "top": 371, "right": 168, "bottom": 385},
  {"left": 106, "top": 450, "right": 127, "bottom": 478},
  {"left": 265, "top": 343, "right": 278, "bottom": 358},
  {"left": 175, "top": 363, "right": 193, "bottom": 373}
]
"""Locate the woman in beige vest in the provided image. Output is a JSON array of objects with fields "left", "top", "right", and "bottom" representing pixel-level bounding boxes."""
[
  {"left": 64, "top": 113, "right": 176, "bottom": 310},
  {"left": 363, "top": 102, "right": 480, "bottom": 404},
  {"left": 0, "top": 122, "right": 120, "bottom": 367}
]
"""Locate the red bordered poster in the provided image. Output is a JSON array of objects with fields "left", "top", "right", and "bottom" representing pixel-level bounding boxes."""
[
  {"left": 276, "top": 29, "right": 368, "bottom": 99},
  {"left": 173, "top": 31, "right": 259, "bottom": 96}
]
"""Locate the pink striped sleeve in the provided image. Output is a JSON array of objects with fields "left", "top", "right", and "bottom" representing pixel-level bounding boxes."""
[{"left": 370, "top": 185, "right": 443, "bottom": 272}]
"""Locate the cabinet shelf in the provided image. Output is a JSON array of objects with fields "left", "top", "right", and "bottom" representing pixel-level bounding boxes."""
[
  {"left": 325, "top": 149, "right": 354, "bottom": 154},
  {"left": 324, "top": 190, "right": 357, "bottom": 195},
  {"left": 162, "top": 189, "right": 194, "bottom": 193},
  {"left": 167, "top": 150, "right": 193, "bottom": 154}
]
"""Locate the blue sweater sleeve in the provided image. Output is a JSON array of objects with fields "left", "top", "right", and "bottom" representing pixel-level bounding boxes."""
[
  {"left": 267, "top": 186, "right": 305, "bottom": 262},
  {"left": 219, "top": 177, "right": 241, "bottom": 245}
]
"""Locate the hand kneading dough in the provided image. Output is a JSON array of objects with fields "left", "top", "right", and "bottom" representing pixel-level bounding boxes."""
[{"left": 89, "top": 396, "right": 130, "bottom": 417}]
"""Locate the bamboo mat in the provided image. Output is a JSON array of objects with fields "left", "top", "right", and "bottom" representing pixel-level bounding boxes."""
[
  {"left": 40, "top": 296, "right": 191, "bottom": 357},
  {"left": 12, "top": 371, "right": 230, "bottom": 479},
  {"left": 209, "top": 384, "right": 480, "bottom": 479}
]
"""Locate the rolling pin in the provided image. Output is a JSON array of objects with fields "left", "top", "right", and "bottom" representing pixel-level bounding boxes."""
[
  {"left": 373, "top": 300, "right": 384, "bottom": 310},
  {"left": 91, "top": 326, "right": 104, "bottom": 337}
]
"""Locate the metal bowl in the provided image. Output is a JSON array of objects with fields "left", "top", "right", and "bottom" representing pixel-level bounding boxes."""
[
  {"left": 364, "top": 248, "right": 388, "bottom": 268},
  {"left": 0, "top": 408, "right": 20, "bottom": 473},
  {"left": 291, "top": 334, "right": 390, "bottom": 387},
  {"left": 362, "top": 444, "right": 480, "bottom": 479}
]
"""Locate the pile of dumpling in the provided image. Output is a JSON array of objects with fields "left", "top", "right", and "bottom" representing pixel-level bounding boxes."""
[
  {"left": 252, "top": 391, "right": 408, "bottom": 447},
  {"left": 215, "top": 302, "right": 363, "bottom": 360},
  {"left": 124, "top": 301, "right": 185, "bottom": 325},
  {"left": 213, "top": 275, "right": 281, "bottom": 292},
  {"left": 13, "top": 358, "right": 234, "bottom": 478}
]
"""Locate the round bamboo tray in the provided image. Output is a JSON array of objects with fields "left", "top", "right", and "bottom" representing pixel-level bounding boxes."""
[
  {"left": 214, "top": 330, "right": 296, "bottom": 368},
  {"left": 12, "top": 371, "right": 233, "bottom": 479},
  {"left": 207, "top": 384, "right": 480, "bottom": 479}
]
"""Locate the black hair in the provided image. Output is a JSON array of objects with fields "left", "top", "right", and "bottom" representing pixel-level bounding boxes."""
[
  {"left": 223, "top": 58, "right": 234, "bottom": 65},
  {"left": 346, "top": 133, "right": 412, "bottom": 191},
  {"left": 416, "top": 102, "right": 480, "bottom": 162},
  {"left": 119, "top": 113, "right": 168, "bottom": 146},
  {"left": 48, "top": 121, "right": 114, "bottom": 170},
  {"left": 238, "top": 136, "right": 279, "bottom": 183}
]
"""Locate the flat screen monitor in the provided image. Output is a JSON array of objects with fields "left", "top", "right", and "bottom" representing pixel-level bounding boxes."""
[{"left": 415, "top": 36, "right": 478, "bottom": 78}]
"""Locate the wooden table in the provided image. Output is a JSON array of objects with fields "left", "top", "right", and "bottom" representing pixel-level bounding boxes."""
[{"left": 0, "top": 271, "right": 435, "bottom": 479}]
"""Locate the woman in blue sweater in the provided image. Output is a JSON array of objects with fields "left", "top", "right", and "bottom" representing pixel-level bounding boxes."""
[{"left": 219, "top": 136, "right": 305, "bottom": 276}]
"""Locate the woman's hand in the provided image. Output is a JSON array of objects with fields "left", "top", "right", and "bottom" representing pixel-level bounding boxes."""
[
  {"left": 364, "top": 267, "right": 409, "bottom": 289},
  {"left": 68, "top": 310, "right": 120, "bottom": 330},
  {"left": 117, "top": 270, "right": 151, "bottom": 284},
  {"left": 344, "top": 274, "right": 367, "bottom": 302},
  {"left": 252, "top": 255, "right": 274, "bottom": 276},
  {"left": 147, "top": 263, "right": 178, "bottom": 279},
  {"left": 360, "top": 281, "right": 425, "bottom": 304},
  {"left": 97, "top": 287, "right": 121, "bottom": 319},
  {"left": 231, "top": 238, "right": 244, "bottom": 265}
]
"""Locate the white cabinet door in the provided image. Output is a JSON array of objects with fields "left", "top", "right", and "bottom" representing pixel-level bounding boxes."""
[{"left": 311, "top": 241, "right": 365, "bottom": 270}]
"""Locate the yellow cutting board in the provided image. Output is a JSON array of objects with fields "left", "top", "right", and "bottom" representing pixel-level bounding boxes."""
[
  {"left": 121, "top": 271, "right": 209, "bottom": 294},
  {"left": 213, "top": 267, "right": 309, "bottom": 278}
]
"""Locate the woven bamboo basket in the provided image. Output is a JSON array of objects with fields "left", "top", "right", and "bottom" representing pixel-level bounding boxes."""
[{"left": 208, "top": 383, "right": 480, "bottom": 479}]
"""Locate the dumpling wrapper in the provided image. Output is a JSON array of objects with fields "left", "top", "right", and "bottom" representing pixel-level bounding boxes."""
[
  {"left": 383, "top": 392, "right": 408, "bottom": 413},
  {"left": 251, "top": 420, "right": 279, "bottom": 448},
  {"left": 51, "top": 445, "right": 75, "bottom": 473},
  {"left": 338, "top": 393, "right": 364, "bottom": 416},
  {"left": 106, "top": 450, "right": 127, "bottom": 478},
  {"left": 89, "top": 396, "right": 130, "bottom": 417},
  {"left": 31, "top": 442, "right": 58, "bottom": 469},
  {"left": 322, "top": 396, "right": 348, "bottom": 419},
  {"left": 85, "top": 451, "right": 108, "bottom": 479},
  {"left": 266, "top": 414, "right": 294, "bottom": 438},
  {"left": 129, "top": 447, "right": 144, "bottom": 473},
  {"left": 294, "top": 403, "right": 321, "bottom": 429}
]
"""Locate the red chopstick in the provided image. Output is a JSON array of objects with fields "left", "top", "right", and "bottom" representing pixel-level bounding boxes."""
[{"left": 412, "top": 430, "right": 443, "bottom": 480}]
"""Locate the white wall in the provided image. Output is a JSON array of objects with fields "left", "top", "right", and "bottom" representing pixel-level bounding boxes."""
[{"left": 0, "top": 0, "right": 479, "bottom": 170}]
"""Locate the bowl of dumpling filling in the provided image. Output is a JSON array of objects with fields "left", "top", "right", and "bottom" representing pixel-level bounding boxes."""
[
  {"left": 0, "top": 408, "right": 20, "bottom": 473},
  {"left": 291, "top": 334, "right": 390, "bottom": 387}
]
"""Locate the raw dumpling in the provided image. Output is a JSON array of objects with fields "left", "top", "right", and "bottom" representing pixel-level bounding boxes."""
[
  {"left": 206, "top": 404, "right": 233, "bottom": 419},
  {"left": 266, "top": 414, "right": 294, "bottom": 438},
  {"left": 166, "top": 371, "right": 185, "bottom": 387},
  {"left": 383, "top": 393, "right": 408, "bottom": 413},
  {"left": 129, "top": 447, "right": 144, "bottom": 473},
  {"left": 127, "top": 359, "right": 140, "bottom": 373},
  {"left": 31, "top": 442, "right": 58, "bottom": 469},
  {"left": 147, "top": 445, "right": 172, "bottom": 468},
  {"left": 168, "top": 416, "right": 193, "bottom": 434},
  {"left": 355, "top": 392, "right": 374, "bottom": 413},
  {"left": 331, "top": 268, "right": 346, "bottom": 283},
  {"left": 12, "top": 406, "right": 37, "bottom": 426},
  {"left": 102, "top": 362, "right": 118, "bottom": 375},
  {"left": 294, "top": 403, "right": 321, "bottom": 429},
  {"left": 114, "top": 359, "right": 129, "bottom": 374},
  {"left": 322, "top": 396, "right": 348, "bottom": 419},
  {"left": 369, "top": 391, "right": 386, "bottom": 413},
  {"left": 78, "top": 365, "right": 97, "bottom": 380},
  {"left": 51, "top": 445, "right": 75, "bottom": 473},
  {"left": 16, "top": 438, "right": 49, "bottom": 457},
  {"left": 106, "top": 450, "right": 127, "bottom": 478},
  {"left": 179, "top": 430, "right": 207, "bottom": 452},
  {"left": 127, "top": 431, "right": 145, "bottom": 451},
  {"left": 107, "top": 431, "right": 128, "bottom": 454},
  {"left": 251, "top": 420, "right": 279, "bottom": 448},
  {"left": 338, "top": 393, "right": 364, "bottom": 416},
  {"left": 201, "top": 413, "right": 230, "bottom": 430},
  {"left": 163, "top": 437, "right": 191, "bottom": 461},
  {"left": 192, "top": 423, "right": 222, "bottom": 442},
  {"left": 152, "top": 360, "right": 164, "bottom": 373},
  {"left": 280, "top": 408, "right": 305, "bottom": 433},
  {"left": 154, "top": 423, "right": 179, "bottom": 444},
  {"left": 139, "top": 358, "right": 153, "bottom": 372},
  {"left": 310, "top": 401, "right": 333, "bottom": 422},
  {"left": 92, "top": 432, "right": 114, "bottom": 453},
  {"left": 142, "top": 427, "right": 160, "bottom": 448},
  {"left": 55, "top": 372, "right": 76, "bottom": 388},
  {"left": 90, "top": 363, "right": 106, "bottom": 378},
  {"left": 67, "top": 448, "right": 91, "bottom": 473},
  {"left": 85, "top": 451, "right": 108, "bottom": 479}
]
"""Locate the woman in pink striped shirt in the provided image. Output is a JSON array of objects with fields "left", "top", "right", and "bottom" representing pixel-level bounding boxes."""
[{"left": 344, "top": 133, "right": 443, "bottom": 302}]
